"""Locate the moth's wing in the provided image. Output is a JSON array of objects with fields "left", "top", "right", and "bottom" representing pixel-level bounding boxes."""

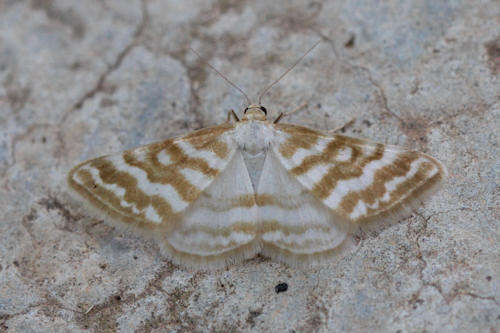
[
  {"left": 163, "top": 151, "right": 259, "bottom": 268},
  {"left": 257, "top": 151, "right": 349, "bottom": 266},
  {"left": 272, "top": 123, "right": 446, "bottom": 225},
  {"left": 68, "top": 123, "right": 259, "bottom": 269}
]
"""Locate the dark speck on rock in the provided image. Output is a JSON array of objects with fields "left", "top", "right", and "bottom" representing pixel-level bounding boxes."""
[
  {"left": 275, "top": 282, "right": 288, "bottom": 294},
  {"left": 345, "top": 35, "right": 355, "bottom": 48},
  {"left": 362, "top": 119, "right": 372, "bottom": 127}
]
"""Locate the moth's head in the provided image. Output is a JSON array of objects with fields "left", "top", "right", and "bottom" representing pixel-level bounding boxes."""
[{"left": 242, "top": 104, "right": 267, "bottom": 121}]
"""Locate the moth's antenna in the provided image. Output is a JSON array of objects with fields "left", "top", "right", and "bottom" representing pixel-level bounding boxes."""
[
  {"left": 189, "top": 47, "right": 252, "bottom": 105},
  {"left": 258, "top": 40, "right": 321, "bottom": 105}
]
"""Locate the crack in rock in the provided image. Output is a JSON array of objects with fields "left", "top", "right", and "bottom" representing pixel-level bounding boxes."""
[
  {"left": 408, "top": 210, "right": 497, "bottom": 307},
  {"left": 63, "top": 0, "right": 149, "bottom": 120}
]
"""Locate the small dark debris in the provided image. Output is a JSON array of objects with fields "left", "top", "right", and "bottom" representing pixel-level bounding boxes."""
[
  {"left": 39, "top": 197, "right": 76, "bottom": 223},
  {"left": 485, "top": 37, "right": 500, "bottom": 75},
  {"left": 6, "top": 86, "right": 31, "bottom": 111},
  {"left": 274, "top": 282, "right": 288, "bottom": 294},
  {"left": 115, "top": 295, "right": 122, "bottom": 301},
  {"left": 100, "top": 98, "right": 115, "bottom": 108},
  {"left": 13, "top": 261, "right": 19, "bottom": 267},
  {"left": 41, "top": 136, "right": 47, "bottom": 143},
  {"left": 345, "top": 35, "right": 355, "bottom": 48},
  {"left": 411, "top": 298, "right": 424, "bottom": 309},
  {"left": 246, "top": 309, "right": 262, "bottom": 328},
  {"left": 70, "top": 61, "right": 82, "bottom": 70},
  {"left": 362, "top": 119, "right": 372, "bottom": 127},
  {"left": 316, "top": 103, "right": 321, "bottom": 109},
  {"left": 133, "top": 255, "right": 138, "bottom": 260},
  {"left": 26, "top": 209, "right": 38, "bottom": 222},
  {"left": 99, "top": 263, "right": 107, "bottom": 270},
  {"left": 486, "top": 276, "right": 492, "bottom": 281}
]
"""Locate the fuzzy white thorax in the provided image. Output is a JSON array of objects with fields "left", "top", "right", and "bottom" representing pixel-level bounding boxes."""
[{"left": 234, "top": 119, "right": 275, "bottom": 191}]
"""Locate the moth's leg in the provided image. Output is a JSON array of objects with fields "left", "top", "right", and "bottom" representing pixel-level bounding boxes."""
[
  {"left": 327, "top": 118, "right": 356, "bottom": 134},
  {"left": 273, "top": 112, "right": 284, "bottom": 124},
  {"left": 273, "top": 102, "right": 308, "bottom": 123},
  {"left": 227, "top": 109, "right": 239, "bottom": 122}
]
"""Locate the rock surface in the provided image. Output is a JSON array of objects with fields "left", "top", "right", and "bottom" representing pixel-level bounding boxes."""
[{"left": 0, "top": 0, "right": 498, "bottom": 331}]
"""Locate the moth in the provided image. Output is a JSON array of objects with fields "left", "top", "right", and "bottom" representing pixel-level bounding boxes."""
[{"left": 68, "top": 43, "right": 446, "bottom": 269}]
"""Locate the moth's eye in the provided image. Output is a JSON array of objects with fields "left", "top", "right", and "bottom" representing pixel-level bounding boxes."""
[{"left": 260, "top": 106, "right": 267, "bottom": 115}]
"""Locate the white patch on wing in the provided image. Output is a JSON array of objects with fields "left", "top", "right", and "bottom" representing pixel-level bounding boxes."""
[
  {"left": 256, "top": 205, "right": 334, "bottom": 228},
  {"left": 179, "top": 167, "right": 212, "bottom": 189},
  {"left": 120, "top": 200, "right": 141, "bottom": 214},
  {"left": 291, "top": 137, "right": 332, "bottom": 165},
  {"left": 261, "top": 227, "right": 345, "bottom": 254},
  {"left": 144, "top": 205, "right": 162, "bottom": 224},
  {"left": 336, "top": 147, "right": 352, "bottom": 162},
  {"left": 168, "top": 230, "right": 254, "bottom": 255},
  {"left": 75, "top": 165, "right": 126, "bottom": 198},
  {"left": 360, "top": 142, "right": 378, "bottom": 156},
  {"left": 75, "top": 165, "right": 145, "bottom": 216},
  {"left": 182, "top": 206, "right": 255, "bottom": 228},
  {"left": 176, "top": 140, "right": 226, "bottom": 170},
  {"left": 156, "top": 149, "right": 172, "bottom": 166},
  {"left": 349, "top": 200, "right": 368, "bottom": 220},
  {"left": 296, "top": 163, "right": 330, "bottom": 189}
]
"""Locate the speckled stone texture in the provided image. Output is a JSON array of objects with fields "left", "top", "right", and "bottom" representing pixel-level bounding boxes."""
[{"left": 0, "top": 0, "right": 498, "bottom": 331}]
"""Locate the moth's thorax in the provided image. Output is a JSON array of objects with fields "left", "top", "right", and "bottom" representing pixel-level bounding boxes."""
[
  {"left": 233, "top": 120, "right": 274, "bottom": 154},
  {"left": 234, "top": 120, "right": 274, "bottom": 191}
]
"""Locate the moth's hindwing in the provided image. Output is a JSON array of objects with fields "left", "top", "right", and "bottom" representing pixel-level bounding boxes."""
[
  {"left": 256, "top": 149, "right": 348, "bottom": 262},
  {"left": 163, "top": 150, "right": 259, "bottom": 267},
  {"left": 272, "top": 123, "right": 446, "bottom": 224}
]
